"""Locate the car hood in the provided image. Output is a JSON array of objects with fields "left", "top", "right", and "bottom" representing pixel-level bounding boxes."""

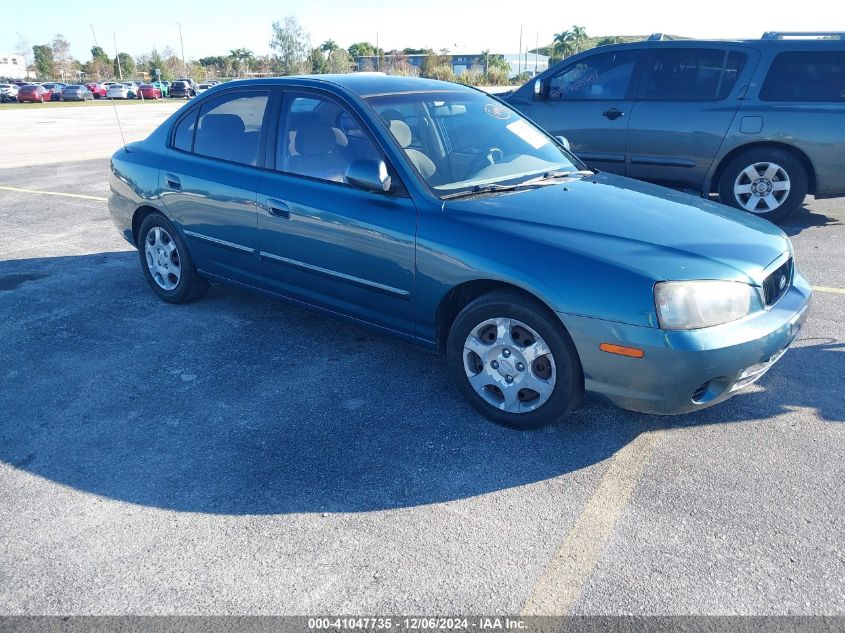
[{"left": 444, "top": 172, "right": 790, "bottom": 285}]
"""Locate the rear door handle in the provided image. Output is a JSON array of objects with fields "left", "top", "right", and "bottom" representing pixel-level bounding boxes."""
[
  {"left": 602, "top": 108, "right": 625, "bottom": 120},
  {"left": 165, "top": 173, "right": 181, "bottom": 190},
  {"left": 265, "top": 198, "right": 291, "bottom": 219}
]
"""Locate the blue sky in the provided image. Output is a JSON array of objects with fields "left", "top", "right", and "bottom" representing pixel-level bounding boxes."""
[{"left": 3, "top": 0, "right": 840, "bottom": 62}]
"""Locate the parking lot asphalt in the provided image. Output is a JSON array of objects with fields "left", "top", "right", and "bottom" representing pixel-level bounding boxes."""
[{"left": 0, "top": 105, "right": 843, "bottom": 615}]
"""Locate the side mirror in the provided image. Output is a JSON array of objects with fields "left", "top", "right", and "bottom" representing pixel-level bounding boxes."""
[
  {"left": 533, "top": 79, "right": 545, "bottom": 99},
  {"left": 555, "top": 135, "right": 571, "bottom": 152},
  {"left": 347, "top": 159, "right": 392, "bottom": 193}
]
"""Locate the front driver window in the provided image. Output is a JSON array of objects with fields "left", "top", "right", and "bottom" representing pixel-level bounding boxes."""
[{"left": 547, "top": 50, "right": 638, "bottom": 100}]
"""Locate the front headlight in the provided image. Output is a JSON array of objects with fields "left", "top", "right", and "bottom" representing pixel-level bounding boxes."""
[{"left": 654, "top": 280, "right": 759, "bottom": 330}]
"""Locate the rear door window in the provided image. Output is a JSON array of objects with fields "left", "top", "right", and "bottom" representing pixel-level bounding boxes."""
[
  {"left": 192, "top": 91, "right": 270, "bottom": 166},
  {"left": 760, "top": 51, "right": 845, "bottom": 102},
  {"left": 642, "top": 48, "right": 747, "bottom": 100},
  {"left": 547, "top": 50, "right": 639, "bottom": 100}
]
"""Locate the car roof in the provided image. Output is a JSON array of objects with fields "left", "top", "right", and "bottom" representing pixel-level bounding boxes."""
[
  {"left": 217, "top": 74, "right": 478, "bottom": 98},
  {"left": 575, "top": 36, "right": 844, "bottom": 52}
]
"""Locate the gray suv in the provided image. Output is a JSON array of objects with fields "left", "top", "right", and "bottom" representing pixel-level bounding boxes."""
[{"left": 506, "top": 32, "right": 845, "bottom": 223}]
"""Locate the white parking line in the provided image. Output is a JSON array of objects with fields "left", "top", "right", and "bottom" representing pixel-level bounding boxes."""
[
  {"left": 521, "top": 430, "right": 663, "bottom": 615},
  {"left": 0, "top": 185, "right": 107, "bottom": 202},
  {"left": 813, "top": 286, "right": 845, "bottom": 295}
]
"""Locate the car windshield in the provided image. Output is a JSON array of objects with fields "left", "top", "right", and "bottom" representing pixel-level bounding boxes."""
[{"left": 364, "top": 90, "right": 578, "bottom": 193}]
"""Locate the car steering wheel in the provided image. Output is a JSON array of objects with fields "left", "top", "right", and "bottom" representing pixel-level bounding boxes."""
[{"left": 467, "top": 147, "right": 505, "bottom": 177}]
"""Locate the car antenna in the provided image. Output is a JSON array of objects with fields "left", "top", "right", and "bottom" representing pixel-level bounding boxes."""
[{"left": 110, "top": 97, "right": 128, "bottom": 152}]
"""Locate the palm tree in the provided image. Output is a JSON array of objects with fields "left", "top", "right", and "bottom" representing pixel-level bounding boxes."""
[
  {"left": 570, "top": 25, "right": 588, "bottom": 55},
  {"left": 552, "top": 31, "right": 575, "bottom": 61}
]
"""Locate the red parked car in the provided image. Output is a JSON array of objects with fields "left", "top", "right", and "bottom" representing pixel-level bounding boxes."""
[
  {"left": 85, "top": 82, "right": 107, "bottom": 98},
  {"left": 16, "top": 84, "right": 50, "bottom": 103},
  {"left": 137, "top": 84, "right": 162, "bottom": 100}
]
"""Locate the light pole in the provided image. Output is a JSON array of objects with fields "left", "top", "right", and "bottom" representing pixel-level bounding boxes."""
[{"left": 178, "top": 23, "right": 187, "bottom": 78}]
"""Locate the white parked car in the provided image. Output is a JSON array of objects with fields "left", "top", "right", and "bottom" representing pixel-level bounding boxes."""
[
  {"left": 107, "top": 83, "right": 135, "bottom": 99},
  {"left": 197, "top": 83, "right": 213, "bottom": 93},
  {"left": 0, "top": 83, "right": 20, "bottom": 102},
  {"left": 106, "top": 84, "right": 135, "bottom": 99}
]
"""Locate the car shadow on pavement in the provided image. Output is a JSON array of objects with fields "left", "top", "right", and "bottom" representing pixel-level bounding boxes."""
[
  {"left": 782, "top": 205, "right": 842, "bottom": 236},
  {"left": 1, "top": 252, "right": 842, "bottom": 514}
]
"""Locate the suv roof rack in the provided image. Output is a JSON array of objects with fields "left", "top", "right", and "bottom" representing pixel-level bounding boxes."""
[{"left": 761, "top": 31, "right": 844, "bottom": 39}]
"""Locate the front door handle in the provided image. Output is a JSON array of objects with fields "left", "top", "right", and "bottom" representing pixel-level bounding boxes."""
[
  {"left": 165, "top": 173, "right": 181, "bottom": 190},
  {"left": 265, "top": 198, "right": 291, "bottom": 219},
  {"left": 602, "top": 108, "right": 625, "bottom": 120}
]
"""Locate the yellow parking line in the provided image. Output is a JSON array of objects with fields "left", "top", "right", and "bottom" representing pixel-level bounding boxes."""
[
  {"left": 0, "top": 185, "right": 106, "bottom": 202},
  {"left": 521, "top": 430, "right": 662, "bottom": 615},
  {"left": 813, "top": 286, "right": 845, "bottom": 295}
]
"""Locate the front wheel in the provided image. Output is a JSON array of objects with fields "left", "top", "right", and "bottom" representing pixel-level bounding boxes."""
[
  {"left": 446, "top": 290, "right": 582, "bottom": 429},
  {"left": 138, "top": 213, "right": 209, "bottom": 304},
  {"left": 717, "top": 148, "right": 808, "bottom": 224}
]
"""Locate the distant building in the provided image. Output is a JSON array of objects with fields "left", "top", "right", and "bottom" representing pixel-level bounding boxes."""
[
  {"left": 353, "top": 52, "right": 547, "bottom": 79},
  {"left": 0, "top": 54, "right": 30, "bottom": 80}
]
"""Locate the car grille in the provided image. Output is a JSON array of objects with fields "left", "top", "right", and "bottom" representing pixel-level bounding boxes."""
[{"left": 762, "top": 257, "right": 793, "bottom": 307}]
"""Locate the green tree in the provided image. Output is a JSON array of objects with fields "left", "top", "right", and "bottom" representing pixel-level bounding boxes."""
[
  {"left": 324, "top": 48, "right": 351, "bottom": 74},
  {"left": 113, "top": 52, "right": 134, "bottom": 79},
  {"left": 269, "top": 16, "right": 310, "bottom": 76},
  {"left": 228, "top": 48, "right": 255, "bottom": 76},
  {"left": 148, "top": 48, "right": 165, "bottom": 79},
  {"left": 570, "top": 25, "right": 588, "bottom": 54},
  {"left": 551, "top": 30, "right": 575, "bottom": 62},
  {"left": 91, "top": 46, "right": 109, "bottom": 62},
  {"left": 421, "top": 48, "right": 453, "bottom": 81},
  {"left": 309, "top": 47, "right": 327, "bottom": 73},
  {"left": 320, "top": 40, "right": 339, "bottom": 53},
  {"left": 347, "top": 41, "right": 377, "bottom": 58},
  {"left": 32, "top": 44, "right": 54, "bottom": 79}
]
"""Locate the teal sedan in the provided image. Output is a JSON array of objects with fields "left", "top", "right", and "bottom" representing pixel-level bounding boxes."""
[{"left": 108, "top": 76, "right": 811, "bottom": 428}]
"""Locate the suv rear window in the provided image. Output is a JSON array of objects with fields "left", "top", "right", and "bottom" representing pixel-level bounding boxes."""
[
  {"left": 643, "top": 48, "right": 747, "bottom": 101},
  {"left": 760, "top": 51, "right": 845, "bottom": 102}
]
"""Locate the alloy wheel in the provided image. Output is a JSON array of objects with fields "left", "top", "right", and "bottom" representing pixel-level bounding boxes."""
[{"left": 733, "top": 162, "right": 791, "bottom": 214}]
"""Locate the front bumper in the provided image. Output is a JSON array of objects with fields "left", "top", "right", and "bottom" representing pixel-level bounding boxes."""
[{"left": 558, "top": 272, "right": 812, "bottom": 415}]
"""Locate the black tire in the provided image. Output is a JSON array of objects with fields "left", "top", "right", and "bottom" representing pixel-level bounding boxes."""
[
  {"left": 717, "top": 148, "right": 808, "bottom": 224},
  {"left": 137, "top": 213, "right": 209, "bottom": 304},
  {"left": 446, "top": 290, "right": 583, "bottom": 429}
]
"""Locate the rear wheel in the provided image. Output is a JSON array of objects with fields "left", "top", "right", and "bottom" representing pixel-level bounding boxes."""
[
  {"left": 718, "top": 148, "right": 808, "bottom": 223},
  {"left": 138, "top": 213, "right": 209, "bottom": 304},
  {"left": 446, "top": 290, "right": 582, "bottom": 429}
]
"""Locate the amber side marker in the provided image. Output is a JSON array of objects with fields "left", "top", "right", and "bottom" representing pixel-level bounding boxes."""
[{"left": 600, "top": 343, "right": 645, "bottom": 358}]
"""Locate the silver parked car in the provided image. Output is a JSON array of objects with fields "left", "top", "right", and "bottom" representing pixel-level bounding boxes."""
[
  {"left": 61, "top": 85, "right": 94, "bottom": 101},
  {"left": 507, "top": 31, "right": 845, "bottom": 223}
]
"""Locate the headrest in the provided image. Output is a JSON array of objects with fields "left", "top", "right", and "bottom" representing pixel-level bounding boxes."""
[
  {"left": 200, "top": 114, "right": 245, "bottom": 137},
  {"left": 389, "top": 120, "right": 412, "bottom": 149},
  {"left": 294, "top": 118, "right": 336, "bottom": 155}
]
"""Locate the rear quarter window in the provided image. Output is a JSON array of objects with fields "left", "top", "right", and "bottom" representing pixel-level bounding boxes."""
[
  {"left": 172, "top": 110, "right": 198, "bottom": 152},
  {"left": 760, "top": 51, "right": 845, "bottom": 102}
]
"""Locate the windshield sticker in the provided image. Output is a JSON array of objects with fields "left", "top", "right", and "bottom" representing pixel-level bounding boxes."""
[
  {"left": 505, "top": 119, "right": 550, "bottom": 150},
  {"left": 484, "top": 103, "right": 512, "bottom": 120}
]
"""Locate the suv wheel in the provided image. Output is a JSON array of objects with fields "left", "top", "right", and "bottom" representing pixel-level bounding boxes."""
[
  {"left": 718, "top": 148, "right": 808, "bottom": 223},
  {"left": 446, "top": 290, "right": 582, "bottom": 429},
  {"left": 138, "top": 213, "right": 209, "bottom": 304}
]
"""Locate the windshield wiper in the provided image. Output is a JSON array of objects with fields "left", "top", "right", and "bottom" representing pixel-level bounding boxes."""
[
  {"left": 536, "top": 169, "right": 595, "bottom": 180},
  {"left": 440, "top": 182, "right": 532, "bottom": 200},
  {"left": 440, "top": 170, "right": 596, "bottom": 200}
]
